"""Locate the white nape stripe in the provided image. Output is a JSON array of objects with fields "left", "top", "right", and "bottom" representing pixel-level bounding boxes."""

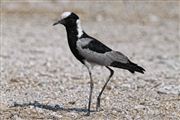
[
  {"left": 76, "top": 19, "right": 83, "bottom": 38},
  {"left": 61, "top": 12, "right": 71, "bottom": 19}
]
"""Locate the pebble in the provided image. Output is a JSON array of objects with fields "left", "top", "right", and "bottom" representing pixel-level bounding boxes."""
[{"left": 157, "top": 85, "right": 180, "bottom": 95}]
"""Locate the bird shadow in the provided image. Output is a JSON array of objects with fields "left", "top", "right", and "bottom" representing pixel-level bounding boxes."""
[{"left": 11, "top": 101, "right": 95, "bottom": 114}]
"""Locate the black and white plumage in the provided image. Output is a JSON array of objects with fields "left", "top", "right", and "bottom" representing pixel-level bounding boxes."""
[{"left": 53, "top": 12, "right": 145, "bottom": 115}]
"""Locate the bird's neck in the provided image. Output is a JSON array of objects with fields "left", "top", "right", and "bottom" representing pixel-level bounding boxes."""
[
  {"left": 65, "top": 20, "right": 85, "bottom": 64},
  {"left": 65, "top": 19, "right": 86, "bottom": 58},
  {"left": 76, "top": 19, "right": 83, "bottom": 38},
  {"left": 65, "top": 19, "right": 83, "bottom": 41}
]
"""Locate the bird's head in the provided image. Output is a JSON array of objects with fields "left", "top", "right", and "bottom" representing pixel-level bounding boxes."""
[{"left": 53, "top": 12, "right": 79, "bottom": 27}]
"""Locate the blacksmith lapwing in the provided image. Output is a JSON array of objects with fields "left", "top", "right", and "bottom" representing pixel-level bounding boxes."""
[{"left": 53, "top": 12, "right": 145, "bottom": 115}]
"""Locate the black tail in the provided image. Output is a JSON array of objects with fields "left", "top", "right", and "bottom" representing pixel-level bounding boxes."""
[{"left": 110, "top": 60, "right": 145, "bottom": 74}]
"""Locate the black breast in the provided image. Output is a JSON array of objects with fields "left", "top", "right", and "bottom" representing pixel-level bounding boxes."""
[{"left": 66, "top": 27, "right": 85, "bottom": 64}]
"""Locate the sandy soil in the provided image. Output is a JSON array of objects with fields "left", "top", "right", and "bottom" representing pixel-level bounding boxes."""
[{"left": 1, "top": 1, "right": 180, "bottom": 120}]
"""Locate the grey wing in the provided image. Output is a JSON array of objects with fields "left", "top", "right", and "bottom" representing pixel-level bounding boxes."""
[
  {"left": 76, "top": 38, "right": 129, "bottom": 66},
  {"left": 106, "top": 51, "right": 129, "bottom": 64}
]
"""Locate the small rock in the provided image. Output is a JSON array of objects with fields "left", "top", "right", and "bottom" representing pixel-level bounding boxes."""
[
  {"left": 157, "top": 85, "right": 180, "bottom": 95},
  {"left": 68, "top": 101, "right": 76, "bottom": 105}
]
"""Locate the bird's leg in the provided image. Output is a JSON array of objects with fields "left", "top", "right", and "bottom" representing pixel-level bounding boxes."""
[
  {"left": 85, "top": 65, "right": 94, "bottom": 116},
  {"left": 96, "top": 66, "right": 114, "bottom": 111}
]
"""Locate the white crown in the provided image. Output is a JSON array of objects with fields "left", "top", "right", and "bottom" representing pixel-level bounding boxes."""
[{"left": 61, "top": 12, "right": 72, "bottom": 19}]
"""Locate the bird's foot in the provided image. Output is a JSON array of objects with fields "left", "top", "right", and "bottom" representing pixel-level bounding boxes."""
[
  {"left": 96, "top": 100, "right": 103, "bottom": 112},
  {"left": 96, "top": 106, "right": 103, "bottom": 112},
  {"left": 85, "top": 111, "right": 90, "bottom": 116},
  {"left": 96, "top": 98, "right": 100, "bottom": 111}
]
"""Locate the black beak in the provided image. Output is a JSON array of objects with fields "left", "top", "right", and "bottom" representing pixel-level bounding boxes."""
[
  {"left": 53, "top": 19, "right": 65, "bottom": 26},
  {"left": 53, "top": 21, "right": 60, "bottom": 26}
]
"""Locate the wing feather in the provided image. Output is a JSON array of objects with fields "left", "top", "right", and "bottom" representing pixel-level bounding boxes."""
[
  {"left": 106, "top": 51, "right": 129, "bottom": 64},
  {"left": 76, "top": 38, "right": 129, "bottom": 66}
]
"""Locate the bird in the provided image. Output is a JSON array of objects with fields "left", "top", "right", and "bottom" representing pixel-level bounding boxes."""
[{"left": 53, "top": 12, "right": 145, "bottom": 115}]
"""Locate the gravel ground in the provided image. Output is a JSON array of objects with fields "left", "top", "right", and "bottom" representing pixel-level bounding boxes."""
[{"left": 1, "top": 1, "right": 180, "bottom": 120}]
